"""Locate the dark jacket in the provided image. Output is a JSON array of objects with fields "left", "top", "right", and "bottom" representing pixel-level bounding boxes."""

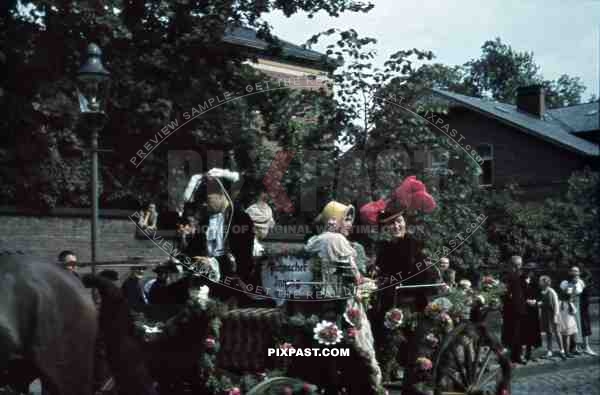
[
  {"left": 521, "top": 276, "right": 542, "bottom": 348},
  {"left": 506, "top": 270, "right": 526, "bottom": 316},
  {"left": 148, "top": 280, "right": 175, "bottom": 305},
  {"left": 121, "top": 276, "right": 147, "bottom": 308},
  {"left": 180, "top": 207, "right": 254, "bottom": 280},
  {"left": 580, "top": 283, "right": 592, "bottom": 337},
  {"left": 501, "top": 269, "right": 526, "bottom": 350},
  {"left": 375, "top": 236, "right": 437, "bottom": 313},
  {"left": 85, "top": 275, "right": 157, "bottom": 395}
]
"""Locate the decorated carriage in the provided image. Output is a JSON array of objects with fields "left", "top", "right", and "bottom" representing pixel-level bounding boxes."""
[
  {"left": 128, "top": 250, "right": 383, "bottom": 395},
  {"left": 98, "top": 171, "right": 511, "bottom": 395},
  {"left": 377, "top": 277, "right": 512, "bottom": 395}
]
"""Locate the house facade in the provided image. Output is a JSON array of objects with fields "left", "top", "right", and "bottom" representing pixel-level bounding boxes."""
[{"left": 429, "top": 86, "right": 599, "bottom": 199}]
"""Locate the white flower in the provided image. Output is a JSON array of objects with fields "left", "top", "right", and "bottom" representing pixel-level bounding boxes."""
[
  {"left": 458, "top": 279, "right": 472, "bottom": 290},
  {"left": 475, "top": 294, "right": 486, "bottom": 305},
  {"left": 313, "top": 320, "right": 343, "bottom": 346},
  {"left": 189, "top": 285, "right": 210, "bottom": 307},
  {"left": 143, "top": 324, "right": 163, "bottom": 334}
]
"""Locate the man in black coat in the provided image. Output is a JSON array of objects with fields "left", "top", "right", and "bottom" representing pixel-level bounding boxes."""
[
  {"left": 503, "top": 255, "right": 527, "bottom": 364},
  {"left": 121, "top": 266, "right": 148, "bottom": 309},
  {"left": 177, "top": 174, "right": 254, "bottom": 303}
]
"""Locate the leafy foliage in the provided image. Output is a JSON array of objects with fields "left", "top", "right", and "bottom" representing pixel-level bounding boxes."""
[
  {"left": 0, "top": 0, "right": 371, "bottom": 210},
  {"left": 310, "top": 29, "right": 498, "bottom": 273},
  {"left": 486, "top": 169, "right": 600, "bottom": 271},
  {"left": 464, "top": 37, "right": 586, "bottom": 107}
]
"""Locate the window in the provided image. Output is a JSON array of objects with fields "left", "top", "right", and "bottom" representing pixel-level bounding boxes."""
[{"left": 477, "top": 144, "right": 494, "bottom": 186}]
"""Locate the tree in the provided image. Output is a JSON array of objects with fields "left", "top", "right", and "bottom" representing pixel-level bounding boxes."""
[
  {"left": 305, "top": 29, "right": 498, "bottom": 273},
  {"left": 0, "top": 0, "right": 372, "bottom": 210},
  {"left": 464, "top": 38, "right": 585, "bottom": 107},
  {"left": 543, "top": 74, "right": 586, "bottom": 108},
  {"left": 487, "top": 169, "right": 600, "bottom": 270}
]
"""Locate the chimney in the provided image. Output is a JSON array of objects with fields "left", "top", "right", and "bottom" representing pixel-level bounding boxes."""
[{"left": 516, "top": 85, "right": 545, "bottom": 118}]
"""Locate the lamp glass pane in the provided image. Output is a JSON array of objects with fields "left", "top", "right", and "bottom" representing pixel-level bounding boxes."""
[{"left": 76, "top": 74, "right": 110, "bottom": 114}]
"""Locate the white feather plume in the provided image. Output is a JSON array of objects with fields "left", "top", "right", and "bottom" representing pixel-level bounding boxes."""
[{"left": 183, "top": 174, "right": 203, "bottom": 202}]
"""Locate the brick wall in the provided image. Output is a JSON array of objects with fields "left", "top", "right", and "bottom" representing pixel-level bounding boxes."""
[
  {"left": 0, "top": 209, "right": 165, "bottom": 264},
  {"left": 0, "top": 207, "right": 308, "bottom": 265}
]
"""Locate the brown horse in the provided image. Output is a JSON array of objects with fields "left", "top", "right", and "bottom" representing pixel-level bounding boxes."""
[{"left": 0, "top": 253, "right": 98, "bottom": 395}]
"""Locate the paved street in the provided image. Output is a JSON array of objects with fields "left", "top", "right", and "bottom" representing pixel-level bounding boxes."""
[{"left": 511, "top": 362, "right": 600, "bottom": 395}]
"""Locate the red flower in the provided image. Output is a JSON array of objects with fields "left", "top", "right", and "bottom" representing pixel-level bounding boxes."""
[
  {"left": 347, "top": 328, "right": 358, "bottom": 338},
  {"left": 302, "top": 383, "right": 314, "bottom": 393}
]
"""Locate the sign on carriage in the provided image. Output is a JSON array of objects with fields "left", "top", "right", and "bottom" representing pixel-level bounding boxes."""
[{"left": 260, "top": 255, "right": 314, "bottom": 304}]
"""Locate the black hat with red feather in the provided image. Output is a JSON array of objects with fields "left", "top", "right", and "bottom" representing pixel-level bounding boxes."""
[{"left": 359, "top": 175, "right": 436, "bottom": 226}]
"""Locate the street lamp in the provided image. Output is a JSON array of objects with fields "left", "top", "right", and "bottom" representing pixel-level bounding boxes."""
[{"left": 76, "top": 43, "right": 111, "bottom": 276}]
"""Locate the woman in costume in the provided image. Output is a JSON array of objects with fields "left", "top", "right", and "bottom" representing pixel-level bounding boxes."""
[
  {"left": 304, "top": 201, "right": 383, "bottom": 394},
  {"left": 359, "top": 176, "right": 437, "bottom": 383},
  {"left": 305, "top": 201, "right": 361, "bottom": 298},
  {"left": 360, "top": 176, "right": 438, "bottom": 316}
]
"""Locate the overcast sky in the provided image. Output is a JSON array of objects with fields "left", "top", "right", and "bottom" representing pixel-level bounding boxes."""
[{"left": 265, "top": 0, "right": 600, "bottom": 100}]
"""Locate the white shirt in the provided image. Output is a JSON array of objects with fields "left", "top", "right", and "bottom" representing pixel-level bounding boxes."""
[
  {"left": 560, "top": 279, "right": 585, "bottom": 295},
  {"left": 206, "top": 212, "right": 225, "bottom": 257}
]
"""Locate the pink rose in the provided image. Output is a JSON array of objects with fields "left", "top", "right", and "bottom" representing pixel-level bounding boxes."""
[
  {"left": 228, "top": 387, "right": 241, "bottom": 395},
  {"left": 416, "top": 357, "right": 433, "bottom": 371},
  {"left": 279, "top": 342, "right": 294, "bottom": 350},
  {"left": 204, "top": 336, "right": 216, "bottom": 349}
]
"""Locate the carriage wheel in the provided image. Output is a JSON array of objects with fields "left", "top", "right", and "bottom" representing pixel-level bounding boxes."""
[
  {"left": 246, "top": 377, "right": 313, "bottom": 395},
  {"left": 433, "top": 322, "right": 511, "bottom": 395}
]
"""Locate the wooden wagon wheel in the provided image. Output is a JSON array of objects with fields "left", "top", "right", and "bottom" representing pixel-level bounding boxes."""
[
  {"left": 433, "top": 322, "right": 511, "bottom": 395},
  {"left": 246, "top": 377, "right": 313, "bottom": 395}
]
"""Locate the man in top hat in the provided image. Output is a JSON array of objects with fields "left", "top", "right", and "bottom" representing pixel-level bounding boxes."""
[
  {"left": 121, "top": 266, "right": 148, "bottom": 308},
  {"left": 179, "top": 168, "right": 255, "bottom": 302}
]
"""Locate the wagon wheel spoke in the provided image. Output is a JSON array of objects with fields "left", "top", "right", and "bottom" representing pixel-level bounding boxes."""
[
  {"left": 474, "top": 347, "right": 493, "bottom": 386},
  {"left": 451, "top": 345, "right": 469, "bottom": 388},
  {"left": 477, "top": 363, "right": 502, "bottom": 389},
  {"left": 462, "top": 336, "right": 475, "bottom": 385},
  {"left": 471, "top": 333, "right": 482, "bottom": 383},
  {"left": 443, "top": 365, "right": 468, "bottom": 391}
]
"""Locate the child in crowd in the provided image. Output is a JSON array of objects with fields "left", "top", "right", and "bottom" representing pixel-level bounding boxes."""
[
  {"left": 538, "top": 275, "right": 566, "bottom": 359},
  {"left": 558, "top": 278, "right": 580, "bottom": 358}
]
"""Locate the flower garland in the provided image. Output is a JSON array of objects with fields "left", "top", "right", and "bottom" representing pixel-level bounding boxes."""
[{"left": 401, "top": 275, "right": 506, "bottom": 394}]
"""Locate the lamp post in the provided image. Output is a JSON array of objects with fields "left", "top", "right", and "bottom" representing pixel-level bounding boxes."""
[{"left": 76, "top": 43, "right": 111, "bottom": 276}]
